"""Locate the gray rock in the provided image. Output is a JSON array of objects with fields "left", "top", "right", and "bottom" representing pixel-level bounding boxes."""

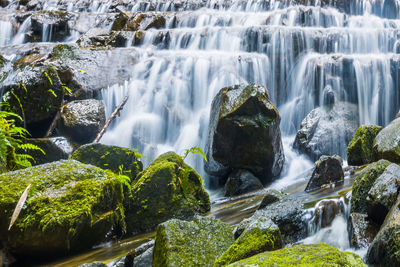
[
  {"left": 23, "top": 137, "right": 73, "bottom": 165},
  {"left": 205, "top": 83, "right": 284, "bottom": 182},
  {"left": 78, "top": 262, "right": 107, "bottom": 267},
  {"left": 305, "top": 155, "right": 344, "bottom": 192},
  {"left": 367, "top": 163, "right": 400, "bottom": 225},
  {"left": 224, "top": 169, "right": 263, "bottom": 197},
  {"left": 374, "top": 118, "right": 400, "bottom": 164},
  {"left": 258, "top": 189, "right": 284, "bottom": 209},
  {"left": 313, "top": 199, "right": 345, "bottom": 228},
  {"left": 348, "top": 213, "right": 379, "bottom": 249},
  {"left": 294, "top": 102, "right": 359, "bottom": 161},
  {"left": 60, "top": 99, "right": 106, "bottom": 144},
  {"left": 133, "top": 246, "right": 153, "bottom": 267}
]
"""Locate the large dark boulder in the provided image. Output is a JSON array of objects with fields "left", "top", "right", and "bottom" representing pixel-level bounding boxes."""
[
  {"left": 152, "top": 218, "right": 234, "bottom": 267},
  {"left": 70, "top": 143, "right": 143, "bottom": 180},
  {"left": 60, "top": 99, "right": 106, "bottom": 144},
  {"left": 366, "top": 163, "right": 400, "bottom": 225},
  {"left": 347, "top": 125, "right": 382, "bottom": 166},
  {"left": 23, "top": 137, "right": 73, "bottom": 165},
  {"left": 351, "top": 160, "right": 391, "bottom": 214},
  {"left": 228, "top": 243, "right": 366, "bottom": 266},
  {"left": 367, "top": 194, "right": 400, "bottom": 265},
  {"left": 374, "top": 118, "right": 400, "bottom": 164},
  {"left": 294, "top": 102, "right": 359, "bottom": 161},
  {"left": 214, "top": 217, "right": 283, "bottom": 266},
  {"left": 205, "top": 84, "right": 284, "bottom": 182},
  {"left": 224, "top": 169, "right": 263, "bottom": 197},
  {"left": 125, "top": 152, "right": 210, "bottom": 234},
  {"left": 0, "top": 160, "right": 126, "bottom": 257},
  {"left": 305, "top": 155, "right": 344, "bottom": 192}
]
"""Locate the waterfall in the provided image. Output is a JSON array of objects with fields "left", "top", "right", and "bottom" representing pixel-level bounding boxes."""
[
  {"left": 101, "top": 0, "right": 400, "bottom": 180},
  {"left": 0, "top": 20, "right": 13, "bottom": 47}
]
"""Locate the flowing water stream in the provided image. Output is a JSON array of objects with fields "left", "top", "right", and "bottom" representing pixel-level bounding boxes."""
[{"left": 1, "top": 0, "right": 399, "bottom": 265}]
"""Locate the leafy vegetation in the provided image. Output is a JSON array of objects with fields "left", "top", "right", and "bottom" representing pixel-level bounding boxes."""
[{"left": 181, "top": 146, "right": 207, "bottom": 162}]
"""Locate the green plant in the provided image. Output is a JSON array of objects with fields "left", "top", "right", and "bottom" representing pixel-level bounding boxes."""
[
  {"left": 44, "top": 66, "right": 72, "bottom": 98},
  {"left": 0, "top": 103, "right": 44, "bottom": 171},
  {"left": 181, "top": 146, "right": 207, "bottom": 162}
]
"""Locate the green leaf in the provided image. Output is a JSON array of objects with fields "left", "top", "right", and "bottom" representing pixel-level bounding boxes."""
[{"left": 182, "top": 146, "right": 207, "bottom": 162}]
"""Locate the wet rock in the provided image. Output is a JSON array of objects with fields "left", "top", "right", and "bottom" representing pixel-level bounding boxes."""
[
  {"left": 124, "top": 12, "right": 167, "bottom": 31},
  {"left": 294, "top": 102, "right": 359, "bottom": 161},
  {"left": 78, "top": 262, "right": 107, "bottom": 267},
  {"left": 367, "top": 194, "right": 400, "bottom": 265},
  {"left": 224, "top": 169, "right": 263, "bottom": 197},
  {"left": 70, "top": 143, "right": 143, "bottom": 180},
  {"left": 313, "top": 199, "right": 345, "bottom": 228},
  {"left": 0, "top": 160, "right": 126, "bottom": 257},
  {"left": 214, "top": 217, "right": 283, "bottom": 266},
  {"left": 133, "top": 246, "right": 153, "bottom": 267},
  {"left": 347, "top": 125, "right": 382, "bottom": 166},
  {"left": 258, "top": 189, "right": 284, "bottom": 209},
  {"left": 374, "top": 118, "right": 400, "bottom": 164},
  {"left": 366, "top": 163, "right": 400, "bottom": 225},
  {"left": 29, "top": 10, "right": 72, "bottom": 42},
  {"left": 348, "top": 213, "right": 379, "bottom": 249},
  {"left": 125, "top": 152, "right": 210, "bottom": 234},
  {"left": 205, "top": 83, "right": 284, "bottom": 182},
  {"left": 305, "top": 155, "right": 344, "bottom": 192},
  {"left": 111, "top": 12, "right": 130, "bottom": 31},
  {"left": 351, "top": 159, "right": 391, "bottom": 213},
  {"left": 152, "top": 217, "right": 234, "bottom": 266},
  {"left": 396, "top": 110, "right": 400, "bottom": 118},
  {"left": 322, "top": 85, "right": 335, "bottom": 107},
  {"left": 238, "top": 194, "right": 307, "bottom": 244},
  {"left": 60, "top": 99, "right": 106, "bottom": 144},
  {"left": 22, "top": 137, "right": 73, "bottom": 165},
  {"left": 228, "top": 243, "right": 366, "bottom": 266},
  {"left": 76, "top": 28, "right": 112, "bottom": 47}
]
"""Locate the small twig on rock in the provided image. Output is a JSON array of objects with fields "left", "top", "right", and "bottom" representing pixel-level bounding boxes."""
[{"left": 94, "top": 94, "right": 129, "bottom": 143}]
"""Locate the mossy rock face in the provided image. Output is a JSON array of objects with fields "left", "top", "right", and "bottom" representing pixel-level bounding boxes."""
[
  {"left": 125, "top": 152, "right": 210, "bottom": 234},
  {"left": 70, "top": 143, "right": 143, "bottom": 180},
  {"left": 0, "top": 160, "right": 126, "bottom": 257},
  {"left": 214, "top": 217, "right": 282, "bottom": 266},
  {"left": 153, "top": 218, "right": 234, "bottom": 267},
  {"left": 374, "top": 118, "right": 400, "bottom": 164},
  {"left": 367, "top": 193, "right": 400, "bottom": 265},
  {"left": 347, "top": 125, "right": 382, "bottom": 166},
  {"left": 351, "top": 160, "right": 391, "bottom": 213},
  {"left": 227, "top": 243, "right": 366, "bottom": 266}
]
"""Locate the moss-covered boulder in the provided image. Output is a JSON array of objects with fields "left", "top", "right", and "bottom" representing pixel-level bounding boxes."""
[
  {"left": 350, "top": 159, "right": 391, "bottom": 213},
  {"left": 347, "top": 125, "right": 382, "bottom": 166},
  {"left": 205, "top": 83, "right": 284, "bottom": 182},
  {"left": 153, "top": 218, "right": 234, "bottom": 267},
  {"left": 125, "top": 152, "right": 210, "bottom": 234},
  {"left": 60, "top": 99, "right": 106, "bottom": 144},
  {"left": 70, "top": 143, "right": 143, "bottom": 180},
  {"left": 0, "top": 160, "right": 126, "bottom": 257},
  {"left": 214, "top": 217, "right": 282, "bottom": 266},
  {"left": 227, "top": 243, "right": 366, "bottom": 266},
  {"left": 374, "top": 118, "right": 400, "bottom": 163},
  {"left": 366, "top": 163, "right": 400, "bottom": 225},
  {"left": 367, "top": 194, "right": 400, "bottom": 265}
]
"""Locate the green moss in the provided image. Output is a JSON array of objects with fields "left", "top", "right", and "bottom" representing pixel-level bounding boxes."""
[
  {"left": 153, "top": 218, "right": 234, "bottom": 267},
  {"left": 0, "top": 160, "right": 126, "bottom": 256},
  {"left": 51, "top": 44, "right": 76, "bottom": 60},
  {"left": 125, "top": 152, "right": 210, "bottom": 234},
  {"left": 227, "top": 243, "right": 366, "bottom": 266},
  {"left": 214, "top": 217, "right": 282, "bottom": 266},
  {"left": 112, "top": 12, "right": 129, "bottom": 31},
  {"left": 347, "top": 125, "right": 382, "bottom": 166},
  {"left": 374, "top": 118, "right": 400, "bottom": 163},
  {"left": 351, "top": 159, "right": 391, "bottom": 213},
  {"left": 70, "top": 143, "right": 143, "bottom": 180}
]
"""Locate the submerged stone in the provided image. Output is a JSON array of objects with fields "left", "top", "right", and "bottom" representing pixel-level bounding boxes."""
[
  {"left": 0, "top": 160, "right": 126, "bottom": 257},
  {"left": 347, "top": 125, "right": 382, "bottom": 166},
  {"left": 227, "top": 243, "right": 366, "bottom": 266},
  {"left": 152, "top": 217, "right": 234, "bottom": 267},
  {"left": 125, "top": 152, "right": 210, "bottom": 234},
  {"left": 214, "top": 217, "right": 282, "bottom": 266}
]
